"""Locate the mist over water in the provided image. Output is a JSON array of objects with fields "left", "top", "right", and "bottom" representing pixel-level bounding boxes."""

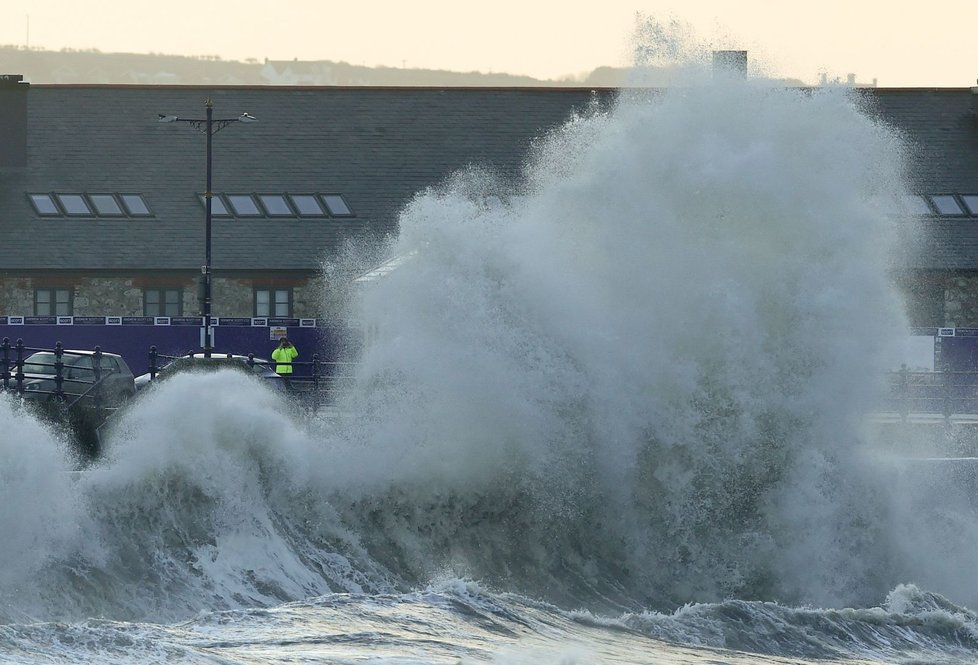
[
  {"left": 4, "top": 69, "right": 978, "bottom": 635},
  {"left": 347, "top": 74, "right": 917, "bottom": 608}
]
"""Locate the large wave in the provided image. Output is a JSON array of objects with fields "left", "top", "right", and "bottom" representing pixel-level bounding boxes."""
[
  {"left": 4, "top": 71, "right": 978, "bottom": 625},
  {"left": 340, "top": 74, "right": 920, "bottom": 610}
]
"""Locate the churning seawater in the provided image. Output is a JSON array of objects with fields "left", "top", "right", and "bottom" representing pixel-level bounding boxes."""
[{"left": 3, "top": 71, "right": 978, "bottom": 663}]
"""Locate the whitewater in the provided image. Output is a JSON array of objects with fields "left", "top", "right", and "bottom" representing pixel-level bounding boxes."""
[{"left": 3, "top": 69, "right": 978, "bottom": 663}]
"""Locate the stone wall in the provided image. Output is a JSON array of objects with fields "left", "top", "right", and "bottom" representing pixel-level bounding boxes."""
[
  {"left": 943, "top": 276, "right": 978, "bottom": 327},
  {"left": 210, "top": 277, "right": 326, "bottom": 318},
  {"left": 79, "top": 277, "right": 142, "bottom": 315},
  {"left": 0, "top": 277, "right": 33, "bottom": 314},
  {"left": 0, "top": 273, "right": 326, "bottom": 319}
]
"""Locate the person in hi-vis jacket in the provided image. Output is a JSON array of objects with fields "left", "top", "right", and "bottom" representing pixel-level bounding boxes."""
[{"left": 271, "top": 337, "right": 299, "bottom": 390}]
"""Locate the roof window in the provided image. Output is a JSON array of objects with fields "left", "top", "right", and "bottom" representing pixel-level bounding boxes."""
[
  {"left": 28, "top": 194, "right": 59, "bottom": 216},
  {"left": 201, "top": 192, "right": 355, "bottom": 218},
  {"left": 198, "top": 194, "right": 231, "bottom": 217},
  {"left": 89, "top": 194, "right": 125, "bottom": 216},
  {"left": 930, "top": 195, "right": 966, "bottom": 216},
  {"left": 257, "top": 194, "right": 293, "bottom": 216},
  {"left": 321, "top": 194, "right": 354, "bottom": 217},
  {"left": 56, "top": 194, "right": 92, "bottom": 216},
  {"left": 289, "top": 194, "right": 325, "bottom": 217},
  {"left": 960, "top": 195, "right": 978, "bottom": 216},
  {"left": 120, "top": 194, "right": 152, "bottom": 217},
  {"left": 227, "top": 194, "right": 263, "bottom": 217},
  {"left": 29, "top": 192, "right": 153, "bottom": 218}
]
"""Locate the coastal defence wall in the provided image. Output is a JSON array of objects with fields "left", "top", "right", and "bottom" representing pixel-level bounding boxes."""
[{"left": 0, "top": 319, "right": 356, "bottom": 376}]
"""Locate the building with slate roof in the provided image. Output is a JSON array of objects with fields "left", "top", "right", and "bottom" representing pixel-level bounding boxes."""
[
  {"left": 864, "top": 87, "right": 978, "bottom": 327},
  {"left": 0, "top": 78, "right": 611, "bottom": 321},
  {"left": 1, "top": 77, "right": 978, "bottom": 329}
]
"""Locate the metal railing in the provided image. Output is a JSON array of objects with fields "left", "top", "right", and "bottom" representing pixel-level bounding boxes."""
[
  {"left": 1, "top": 337, "right": 119, "bottom": 411},
  {"left": 884, "top": 365, "right": 978, "bottom": 421},
  {"left": 146, "top": 346, "right": 358, "bottom": 406}
]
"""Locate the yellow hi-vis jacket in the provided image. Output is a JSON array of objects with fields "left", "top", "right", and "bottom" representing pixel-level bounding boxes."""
[{"left": 271, "top": 344, "right": 299, "bottom": 374}]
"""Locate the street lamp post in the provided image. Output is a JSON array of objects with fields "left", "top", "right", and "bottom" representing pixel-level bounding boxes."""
[{"left": 158, "top": 99, "right": 257, "bottom": 357}]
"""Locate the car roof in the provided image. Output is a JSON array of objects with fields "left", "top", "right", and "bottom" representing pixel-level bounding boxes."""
[
  {"left": 29, "top": 349, "right": 123, "bottom": 357},
  {"left": 181, "top": 353, "right": 270, "bottom": 361}
]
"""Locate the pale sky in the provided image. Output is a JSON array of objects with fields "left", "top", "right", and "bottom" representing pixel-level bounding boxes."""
[{"left": 4, "top": 1, "right": 978, "bottom": 86}]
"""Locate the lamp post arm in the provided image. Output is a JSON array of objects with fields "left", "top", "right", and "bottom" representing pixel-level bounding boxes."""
[{"left": 158, "top": 116, "right": 257, "bottom": 134}]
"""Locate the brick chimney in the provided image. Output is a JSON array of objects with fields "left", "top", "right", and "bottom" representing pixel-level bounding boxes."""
[{"left": 0, "top": 75, "right": 28, "bottom": 167}]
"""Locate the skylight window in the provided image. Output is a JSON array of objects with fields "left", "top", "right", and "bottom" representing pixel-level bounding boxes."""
[
  {"left": 258, "top": 194, "right": 293, "bottom": 217},
  {"left": 902, "top": 195, "right": 933, "bottom": 215},
  {"left": 30, "top": 192, "right": 152, "bottom": 217},
  {"left": 289, "top": 194, "right": 325, "bottom": 217},
  {"left": 321, "top": 194, "right": 353, "bottom": 217},
  {"left": 56, "top": 194, "right": 92, "bottom": 216},
  {"left": 961, "top": 195, "right": 978, "bottom": 216},
  {"left": 226, "top": 194, "right": 262, "bottom": 217},
  {"left": 28, "top": 194, "right": 59, "bottom": 215},
  {"left": 198, "top": 194, "right": 231, "bottom": 217},
  {"left": 119, "top": 194, "right": 152, "bottom": 216},
  {"left": 89, "top": 194, "right": 124, "bottom": 216},
  {"left": 930, "top": 195, "right": 965, "bottom": 216},
  {"left": 189, "top": 191, "right": 354, "bottom": 218}
]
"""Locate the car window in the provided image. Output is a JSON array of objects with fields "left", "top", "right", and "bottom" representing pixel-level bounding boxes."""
[
  {"left": 70, "top": 355, "right": 94, "bottom": 368},
  {"left": 67, "top": 355, "right": 94, "bottom": 380},
  {"left": 22, "top": 352, "right": 130, "bottom": 381},
  {"left": 22, "top": 352, "right": 57, "bottom": 375}
]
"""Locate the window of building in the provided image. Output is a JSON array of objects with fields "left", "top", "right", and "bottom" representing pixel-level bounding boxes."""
[
  {"left": 89, "top": 194, "right": 125, "bottom": 216},
  {"left": 903, "top": 195, "right": 933, "bottom": 216},
  {"left": 29, "top": 192, "right": 153, "bottom": 217},
  {"left": 226, "top": 194, "right": 262, "bottom": 217},
  {"left": 257, "top": 194, "right": 294, "bottom": 217},
  {"left": 289, "top": 194, "right": 325, "bottom": 217},
  {"left": 120, "top": 194, "right": 152, "bottom": 217},
  {"left": 28, "top": 194, "right": 60, "bottom": 215},
  {"left": 198, "top": 194, "right": 231, "bottom": 217},
  {"left": 35, "top": 288, "right": 73, "bottom": 316},
  {"left": 55, "top": 194, "right": 92, "bottom": 216},
  {"left": 143, "top": 288, "right": 183, "bottom": 316},
  {"left": 321, "top": 194, "right": 354, "bottom": 217},
  {"left": 960, "top": 195, "right": 978, "bottom": 216},
  {"left": 930, "top": 195, "right": 966, "bottom": 216},
  {"left": 254, "top": 288, "right": 292, "bottom": 317},
  {"left": 187, "top": 192, "right": 353, "bottom": 218}
]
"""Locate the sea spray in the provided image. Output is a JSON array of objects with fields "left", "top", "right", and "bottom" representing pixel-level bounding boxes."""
[
  {"left": 344, "top": 74, "right": 914, "bottom": 609},
  {"left": 0, "top": 372, "right": 399, "bottom": 622},
  {"left": 0, "top": 397, "right": 84, "bottom": 582},
  {"left": 3, "top": 71, "right": 976, "bottom": 626}
]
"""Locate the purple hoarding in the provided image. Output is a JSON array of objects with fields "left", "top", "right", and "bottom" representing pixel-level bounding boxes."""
[{"left": 0, "top": 322, "right": 355, "bottom": 377}]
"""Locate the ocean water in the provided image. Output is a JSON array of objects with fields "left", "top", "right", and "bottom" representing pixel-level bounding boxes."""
[{"left": 3, "top": 69, "right": 978, "bottom": 664}]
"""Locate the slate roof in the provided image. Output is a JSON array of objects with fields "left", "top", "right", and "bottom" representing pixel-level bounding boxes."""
[
  {"left": 859, "top": 89, "right": 978, "bottom": 271},
  {"left": 0, "top": 85, "right": 613, "bottom": 272},
  {"left": 2, "top": 84, "right": 978, "bottom": 273}
]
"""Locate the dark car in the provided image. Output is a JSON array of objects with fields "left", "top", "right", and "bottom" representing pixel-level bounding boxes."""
[
  {"left": 17, "top": 349, "right": 136, "bottom": 407},
  {"left": 6, "top": 349, "right": 136, "bottom": 459},
  {"left": 134, "top": 352, "right": 286, "bottom": 392}
]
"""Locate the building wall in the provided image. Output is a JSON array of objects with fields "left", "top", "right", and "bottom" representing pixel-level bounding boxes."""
[
  {"left": 210, "top": 276, "right": 326, "bottom": 318},
  {"left": 0, "top": 277, "right": 33, "bottom": 314},
  {"left": 0, "top": 273, "right": 326, "bottom": 318},
  {"left": 895, "top": 272, "right": 978, "bottom": 329},
  {"left": 2, "top": 269, "right": 974, "bottom": 329},
  {"left": 944, "top": 276, "right": 978, "bottom": 327}
]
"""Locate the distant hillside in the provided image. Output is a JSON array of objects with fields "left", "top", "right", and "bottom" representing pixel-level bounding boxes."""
[{"left": 0, "top": 45, "right": 689, "bottom": 87}]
